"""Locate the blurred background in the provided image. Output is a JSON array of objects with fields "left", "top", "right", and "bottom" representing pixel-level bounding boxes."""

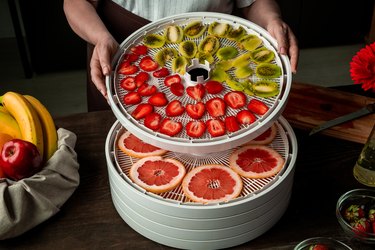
[{"left": 0, "top": 0, "right": 374, "bottom": 117}]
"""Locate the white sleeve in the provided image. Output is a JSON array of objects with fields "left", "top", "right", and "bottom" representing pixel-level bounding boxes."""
[{"left": 235, "top": 0, "right": 256, "bottom": 8}]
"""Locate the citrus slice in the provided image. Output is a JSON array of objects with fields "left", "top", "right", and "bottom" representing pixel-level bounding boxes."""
[
  {"left": 182, "top": 164, "right": 243, "bottom": 204},
  {"left": 118, "top": 131, "right": 167, "bottom": 158},
  {"left": 129, "top": 156, "right": 186, "bottom": 193},
  {"left": 245, "top": 123, "right": 277, "bottom": 145},
  {"left": 229, "top": 145, "right": 284, "bottom": 179}
]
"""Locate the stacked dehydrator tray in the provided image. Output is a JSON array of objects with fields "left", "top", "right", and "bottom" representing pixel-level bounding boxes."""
[{"left": 105, "top": 12, "right": 298, "bottom": 249}]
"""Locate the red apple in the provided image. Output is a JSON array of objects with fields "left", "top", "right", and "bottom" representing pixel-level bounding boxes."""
[{"left": 0, "top": 139, "right": 43, "bottom": 181}]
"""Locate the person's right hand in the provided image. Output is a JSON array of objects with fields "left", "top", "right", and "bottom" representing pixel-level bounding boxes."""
[{"left": 90, "top": 35, "right": 119, "bottom": 98}]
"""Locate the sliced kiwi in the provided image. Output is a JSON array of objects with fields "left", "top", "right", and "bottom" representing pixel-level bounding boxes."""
[
  {"left": 225, "top": 77, "right": 246, "bottom": 91},
  {"left": 232, "top": 52, "right": 252, "bottom": 68},
  {"left": 226, "top": 26, "right": 246, "bottom": 41},
  {"left": 195, "top": 51, "right": 214, "bottom": 64},
  {"left": 143, "top": 34, "right": 166, "bottom": 48},
  {"left": 172, "top": 56, "right": 189, "bottom": 75},
  {"left": 251, "top": 47, "right": 275, "bottom": 64},
  {"left": 215, "top": 60, "right": 233, "bottom": 71},
  {"left": 183, "top": 21, "right": 207, "bottom": 38},
  {"left": 216, "top": 46, "right": 238, "bottom": 60},
  {"left": 179, "top": 40, "right": 198, "bottom": 59},
  {"left": 255, "top": 63, "right": 281, "bottom": 78},
  {"left": 239, "top": 34, "right": 262, "bottom": 51},
  {"left": 234, "top": 66, "right": 253, "bottom": 79},
  {"left": 210, "top": 68, "right": 229, "bottom": 82},
  {"left": 243, "top": 81, "right": 255, "bottom": 96},
  {"left": 155, "top": 48, "right": 178, "bottom": 66},
  {"left": 198, "top": 35, "right": 220, "bottom": 55},
  {"left": 164, "top": 25, "right": 184, "bottom": 43},
  {"left": 208, "top": 22, "right": 231, "bottom": 37},
  {"left": 252, "top": 80, "right": 279, "bottom": 97}
]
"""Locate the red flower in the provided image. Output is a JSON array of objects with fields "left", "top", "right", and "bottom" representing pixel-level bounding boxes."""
[{"left": 350, "top": 43, "right": 375, "bottom": 92}]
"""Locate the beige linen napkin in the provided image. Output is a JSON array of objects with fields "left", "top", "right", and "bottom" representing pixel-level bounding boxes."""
[{"left": 0, "top": 128, "right": 80, "bottom": 240}]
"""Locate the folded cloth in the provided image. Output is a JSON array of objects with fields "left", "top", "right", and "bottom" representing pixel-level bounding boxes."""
[{"left": 0, "top": 128, "right": 80, "bottom": 240}]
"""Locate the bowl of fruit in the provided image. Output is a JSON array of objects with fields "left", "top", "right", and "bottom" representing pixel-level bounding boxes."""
[
  {"left": 294, "top": 237, "right": 351, "bottom": 250},
  {"left": 336, "top": 189, "right": 375, "bottom": 244}
]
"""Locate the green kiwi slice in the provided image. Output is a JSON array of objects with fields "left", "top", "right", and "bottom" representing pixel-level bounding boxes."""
[
  {"left": 216, "top": 46, "right": 238, "bottom": 60},
  {"left": 195, "top": 51, "right": 214, "bottom": 64},
  {"left": 198, "top": 35, "right": 220, "bottom": 55},
  {"left": 234, "top": 66, "right": 253, "bottom": 79},
  {"left": 251, "top": 47, "right": 275, "bottom": 64},
  {"left": 143, "top": 34, "right": 166, "bottom": 48},
  {"left": 155, "top": 48, "right": 178, "bottom": 66},
  {"left": 172, "top": 56, "right": 189, "bottom": 75},
  {"left": 225, "top": 77, "right": 246, "bottom": 91},
  {"left": 226, "top": 26, "right": 246, "bottom": 41},
  {"left": 208, "top": 22, "right": 231, "bottom": 37},
  {"left": 215, "top": 60, "right": 233, "bottom": 71},
  {"left": 232, "top": 52, "right": 252, "bottom": 68},
  {"left": 179, "top": 40, "right": 198, "bottom": 59},
  {"left": 255, "top": 63, "right": 281, "bottom": 78},
  {"left": 164, "top": 25, "right": 184, "bottom": 43},
  {"left": 252, "top": 80, "right": 279, "bottom": 97},
  {"left": 210, "top": 68, "right": 229, "bottom": 82},
  {"left": 183, "top": 21, "right": 207, "bottom": 38},
  {"left": 239, "top": 34, "right": 262, "bottom": 51}
]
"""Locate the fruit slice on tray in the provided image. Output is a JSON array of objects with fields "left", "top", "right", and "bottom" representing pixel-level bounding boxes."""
[
  {"left": 118, "top": 131, "right": 167, "bottom": 158},
  {"left": 129, "top": 156, "right": 186, "bottom": 193},
  {"left": 182, "top": 164, "right": 243, "bottom": 204},
  {"left": 229, "top": 145, "right": 284, "bottom": 178},
  {"left": 245, "top": 123, "right": 277, "bottom": 145}
]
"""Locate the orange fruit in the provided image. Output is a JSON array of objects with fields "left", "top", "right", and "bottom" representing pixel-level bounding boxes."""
[
  {"left": 118, "top": 131, "right": 167, "bottom": 158},
  {"left": 229, "top": 145, "right": 284, "bottom": 179},
  {"left": 245, "top": 123, "right": 277, "bottom": 145},
  {"left": 182, "top": 164, "right": 243, "bottom": 204},
  {"left": 129, "top": 156, "right": 186, "bottom": 193}
]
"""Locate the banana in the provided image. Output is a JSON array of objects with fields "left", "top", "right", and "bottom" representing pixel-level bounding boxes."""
[
  {"left": 24, "top": 95, "right": 58, "bottom": 162},
  {"left": 0, "top": 110, "right": 22, "bottom": 138},
  {"left": 0, "top": 105, "right": 9, "bottom": 114},
  {"left": 0, "top": 92, "right": 44, "bottom": 159}
]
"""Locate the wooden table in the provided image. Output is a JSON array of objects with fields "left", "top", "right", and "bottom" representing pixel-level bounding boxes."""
[{"left": 1, "top": 83, "right": 374, "bottom": 249}]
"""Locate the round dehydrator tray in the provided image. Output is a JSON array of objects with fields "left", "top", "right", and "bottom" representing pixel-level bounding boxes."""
[
  {"left": 105, "top": 116, "right": 298, "bottom": 249},
  {"left": 106, "top": 12, "right": 292, "bottom": 154}
]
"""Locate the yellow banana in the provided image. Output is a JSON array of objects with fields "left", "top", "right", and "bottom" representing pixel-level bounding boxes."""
[
  {"left": 0, "top": 92, "right": 44, "bottom": 159},
  {"left": 24, "top": 95, "right": 58, "bottom": 162},
  {"left": 0, "top": 110, "right": 22, "bottom": 138},
  {"left": 0, "top": 105, "right": 9, "bottom": 114}
]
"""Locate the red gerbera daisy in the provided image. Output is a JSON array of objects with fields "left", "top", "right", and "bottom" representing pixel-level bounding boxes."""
[{"left": 350, "top": 43, "right": 375, "bottom": 92}]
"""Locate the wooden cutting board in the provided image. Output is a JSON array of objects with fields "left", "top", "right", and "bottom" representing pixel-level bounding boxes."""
[{"left": 282, "top": 82, "right": 375, "bottom": 144}]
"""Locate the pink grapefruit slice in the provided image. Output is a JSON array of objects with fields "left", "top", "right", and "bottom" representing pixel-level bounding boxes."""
[
  {"left": 182, "top": 164, "right": 243, "bottom": 204},
  {"left": 245, "top": 123, "right": 277, "bottom": 145},
  {"left": 129, "top": 156, "right": 186, "bottom": 193},
  {"left": 118, "top": 131, "right": 167, "bottom": 158},
  {"left": 229, "top": 145, "right": 284, "bottom": 179}
]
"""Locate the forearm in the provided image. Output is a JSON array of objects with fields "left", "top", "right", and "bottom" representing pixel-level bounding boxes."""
[{"left": 241, "top": 0, "right": 282, "bottom": 29}]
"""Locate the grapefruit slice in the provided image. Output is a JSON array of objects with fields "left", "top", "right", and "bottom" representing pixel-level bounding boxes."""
[
  {"left": 229, "top": 145, "right": 284, "bottom": 178},
  {"left": 182, "top": 164, "right": 243, "bottom": 204},
  {"left": 130, "top": 156, "right": 186, "bottom": 193},
  {"left": 118, "top": 131, "right": 167, "bottom": 158},
  {"left": 245, "top": 123, "right": 277, "bottom": 145}
]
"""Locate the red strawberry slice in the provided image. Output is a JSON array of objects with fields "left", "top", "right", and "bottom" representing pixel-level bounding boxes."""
[
  {"left": 205, "top": 80, "right": 223, "bottom": 94},
  {"left": 148, "top": 92, "right": 168, "bottom": 106},
  {"left": 206, "top": 119, "right": 226, "bottom": 137},
  {"left": 186, "top": 102, "right": 205, "bottom": 119},
  {"left": 134, "top": 72, "right": 149, "bottom": 87},
  {"left": 247, "top": 99, "right": 269, "bottom": 115},
  {"left": 224, "top": 91, "right": 247, "bottom": 109},
  {"left": 159, "top": 118, "right": 183, "bottom": 137},
  {"left": 186, "top": 120, "right": 206, "bottom": 138},
  {"left": 144, "top": 112, "right": 162, "bottom": 131},
  {"left": 153, "top": 67, "right": 170, "bottom": 78},
  {"left": 131, "top": 103, "right": 153, "bottom": 120},
  {"left": 139, "top": 56, "right": 159, "bottom": 71},
  {"left": 131, "top": 45, "right": 148, "bottom": 55},
  {"left": 123, "top": 53, "right": 139, "bottom": 63},
  {"left": 120, "top": 76, "right": 136, "bottom": 91},
  {"left": 123, "top": 92, "right": 141, "bottom": 105},
  {"left": 137, "top": 84, "right": 157, "bottom": 96},
  {"left": 118, "top": 64, "right": 139, "bottom": 75},
  {"left": 165, "top": 100, "right": 185, "bottom": 117},
  {"left": 225, "top": 116, "right": 240, "bottom": 132},
  {"left": 236, "top": 110, "right": 256, "bottom": 125},
  {"left": 170, "top": 82, "right": 184, "bottom": 96},
  {"left": 186, "top": 84, "right": 205, "bottom": 101},
  {"left": 206, "top": 97, "right": 226, "bottom": 117},
  {"left": 164, "top": 74, "right": 181, "bottom": 87}
]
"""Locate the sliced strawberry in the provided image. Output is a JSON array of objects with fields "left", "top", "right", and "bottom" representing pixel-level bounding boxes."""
[
  {"left": 165, "top": 100, "right": 185, "bottom": 117},
  {"left": 120, "top": 76, "right": 136, "bottom": 91},
  {"left": 118, "top": 64, "right": 139, "bottom": 75},
  {"left": 153, "top": 67, "right": 170, "bottom": 78},
  {"left": 225, "top": 116, "right": 240, "bottom": 132},
  {"left": 131, "top": 45, "right": 148, "bottom": 55},
  {"left": 170, "top": 82, "right": 184, "bottom": 96},
  {"left": 137, "top": 84, "right": 157, "bottom": 96},
  {"left": 148, "top": 92, "right": 168, "bottom": 106},
  {"left": 206, "top": 119, "right": 226, "bottom": 137},
  {"left": 123, "top": 53, "right": 139, "bottom": 63},
  {"left": 164, "top": 74, "right": 181, "bottom": 87},
  {"left": 139, "top": 56, "right": 159, "bottom": 72},
  {"left": 186, "top": 102, "right": 205, "bottom": 119},
  {"left": 131, "top": 103, "right": 153, "bottom": 120},
  {"left": 186, "top": 121, "right": 206, "bottom": 138},
  {"left": 206, "top": 97, "right": 226, "bottom": 117},
  {"left": 134, "top": 72, "right": 150, "bottom": 87},
  {"left": 144, "top": 112, "right": 162, "bottom": 131},
  {"left": 205, "top": 80, "right": 223, "bottom": 94},
  {"left": 186, "top": 83, "right": 205, "bottom": 101},
  {"left": 159, "top": 118, "right": 183, "bottom": 137},
  {"left": 236, "top": 110, "right": 256, "bottom": 125},
  {"left": 247, "top": 99, "right": 269, "bottom": 115},
  {"left": 224, "top": 91, "right": 247, "bottom": 109},
  {"left": 123, "top": 92, "right": 141, "bottom": 105}
]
